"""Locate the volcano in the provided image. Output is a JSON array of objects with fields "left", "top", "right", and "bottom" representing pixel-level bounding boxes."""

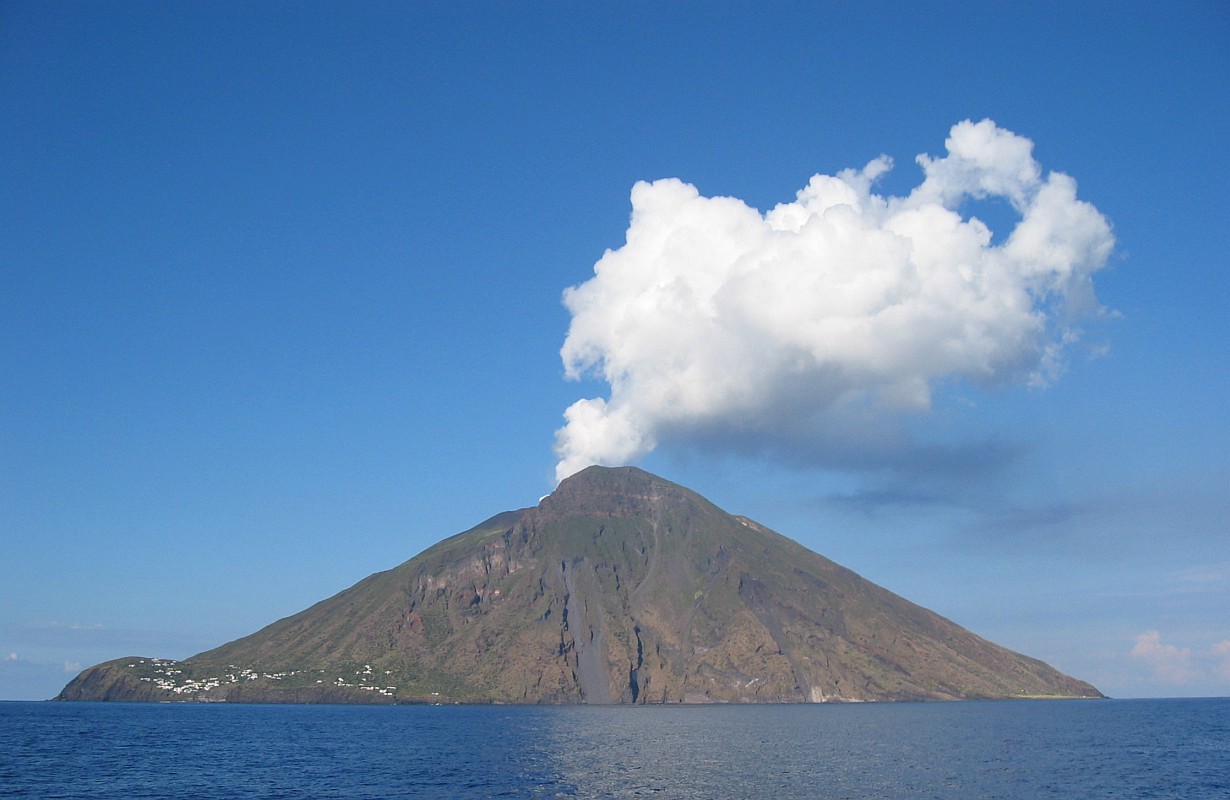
[{"left": 59, "top": 466, "right": 1100, "bottom": 703}]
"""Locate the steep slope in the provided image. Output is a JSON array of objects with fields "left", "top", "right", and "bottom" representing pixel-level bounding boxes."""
[{"left": 59, "top": 466, "right": 1101, "bottom": 703}]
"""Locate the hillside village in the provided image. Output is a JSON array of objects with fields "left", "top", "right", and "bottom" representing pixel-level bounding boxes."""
[{"left": 120, "top": 658, "right": 404, "bottom": 700}]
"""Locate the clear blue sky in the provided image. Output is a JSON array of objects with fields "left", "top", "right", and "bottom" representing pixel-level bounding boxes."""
[{"left": 3, "top": 2, "right": 1227, "bottom": 701}]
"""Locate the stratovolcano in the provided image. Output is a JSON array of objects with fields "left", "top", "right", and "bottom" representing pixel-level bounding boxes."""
[{"left": 59, "top": 466, "right": 1101, "bottom": 703}]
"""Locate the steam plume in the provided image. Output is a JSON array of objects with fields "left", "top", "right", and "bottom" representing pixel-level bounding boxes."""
[{"left": 555, "top": 120, "right": 1113, "bottom": 482}]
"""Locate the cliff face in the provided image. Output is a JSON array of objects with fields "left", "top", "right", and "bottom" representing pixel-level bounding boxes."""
[{"left": 59, "top": 466, "right": 1102, "bottom": 703}]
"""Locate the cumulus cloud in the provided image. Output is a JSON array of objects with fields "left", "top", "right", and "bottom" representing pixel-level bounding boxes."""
[
  {"left": 554, "top": 120, "right": 1114, "bottom": 482},
  {"left": 1213, "top": 641, "right": 1230, "bottom": 682},
  {"left": 1130, "top": 630, "right": 1197, "bottom": 684},
  {"left": 1128, "top": 630, "right": 1230, "bottom": 687}
]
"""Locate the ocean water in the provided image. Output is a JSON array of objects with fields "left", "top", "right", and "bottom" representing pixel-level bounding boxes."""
[{"left": 1, "top": 699, "right": 1227, "bottom": 799}]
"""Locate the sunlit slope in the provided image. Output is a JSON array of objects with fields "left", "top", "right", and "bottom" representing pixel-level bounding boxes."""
[{"left": 59, "top": 466, "right": 1101, "bottom": 703}]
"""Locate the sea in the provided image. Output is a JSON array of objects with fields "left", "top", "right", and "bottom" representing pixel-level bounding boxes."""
[{"left": 1, "top": 698, "right": 1227, "bottom": 799}]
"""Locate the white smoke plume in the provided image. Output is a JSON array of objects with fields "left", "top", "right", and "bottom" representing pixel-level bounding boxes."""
[{"left": 554, "top": 120, "right": 1114, "bottom": 483}]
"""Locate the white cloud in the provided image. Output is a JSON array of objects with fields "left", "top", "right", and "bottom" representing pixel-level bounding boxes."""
[
  {"left": 554, "top": 120, "right": 1114, "bottom": 482},
  {"left": 5, "top": 653, "right": 16, "bottom": 661},
  {"left": 1176, "top": 562, "right": 1230, "bottom": 589},
  {"left": 1128, "top": 631, "right": 1230, "bottom": 688},
  {"left": 1130, "top": 630, "right": 1198, "bottom": 684},
  {"left": 63, "top": 661, "right": 83, "bottom": 674},
  {"left": 1213, "top": 641, "right": 1230, "bottom": 682}
]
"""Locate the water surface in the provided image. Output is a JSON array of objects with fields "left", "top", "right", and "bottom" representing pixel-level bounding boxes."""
[{"left": 2, "top": 699, "right": 1226, "bottom": 798}]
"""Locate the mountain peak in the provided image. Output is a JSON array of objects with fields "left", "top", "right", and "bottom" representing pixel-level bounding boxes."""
[
  {"left": 540, "top": 465, "right": 696, "bottom": 518},
  {"left": 59, "top": 467, "right": 1101, "bottom": 704}
]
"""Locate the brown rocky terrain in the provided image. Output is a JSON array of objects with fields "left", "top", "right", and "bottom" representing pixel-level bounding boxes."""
[{"left": 59, "top": 466, "right": 1101, "bottom": 703}]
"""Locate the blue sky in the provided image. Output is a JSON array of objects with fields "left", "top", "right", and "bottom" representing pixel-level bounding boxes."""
[{"left": 2, "top": 2, "right": 1227, "bottom": 701}]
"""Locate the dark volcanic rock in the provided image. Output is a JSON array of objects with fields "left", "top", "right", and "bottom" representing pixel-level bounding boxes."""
[{"left": 59, "top": 467, "right": 1102, "bottom": 703}]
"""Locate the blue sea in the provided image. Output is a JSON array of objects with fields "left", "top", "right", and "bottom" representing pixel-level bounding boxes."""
[{"left": 2, "top": 699, "right": 1227, "bottom": 799}]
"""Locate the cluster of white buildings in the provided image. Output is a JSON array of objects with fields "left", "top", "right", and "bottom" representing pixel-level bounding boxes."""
[
  {"left": 127, "top": 659, "right": 304, "bottom": 696},
  {"left": 124, "top": 659, "right": 405, "bottom": 699},
  {"left": 313, "top": 663, "right": 398, "bottom": 696}
]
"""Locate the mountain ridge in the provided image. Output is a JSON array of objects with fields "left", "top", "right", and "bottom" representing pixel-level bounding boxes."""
[{"left": 58, "top": 466, "right": 1102, "bottom": 703}]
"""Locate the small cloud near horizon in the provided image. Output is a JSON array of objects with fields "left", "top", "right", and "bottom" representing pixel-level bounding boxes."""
[
  {"left": 1130, "top": 630, "right": 1230, "bottom": 687},
  {"left": 553, "top": 119, "right": 1114, "bottom": 483}
]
